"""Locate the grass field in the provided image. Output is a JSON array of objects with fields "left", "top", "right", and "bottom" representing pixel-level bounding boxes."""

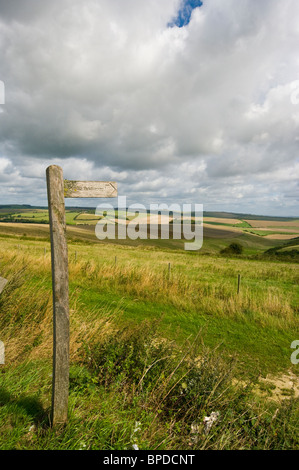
[{"left": 0, "top": 215, "right": 298, "bottom": 450}]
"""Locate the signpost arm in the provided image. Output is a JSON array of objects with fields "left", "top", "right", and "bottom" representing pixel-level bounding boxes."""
[{"left": 46, "top": 165, "right": 69, "bottom": 426}]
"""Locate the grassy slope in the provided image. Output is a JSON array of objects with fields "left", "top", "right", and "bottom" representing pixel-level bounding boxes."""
[
  {"left": 0, "top": 224, "right": 298, "bottom": 450},
  {"left": 0, "top": 231, "right": 297, "bottom": 374}
]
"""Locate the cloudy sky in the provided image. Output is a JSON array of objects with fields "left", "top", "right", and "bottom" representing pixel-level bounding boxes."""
[{"left": 0, "top": 0, "right": 299, "bottom": 216}]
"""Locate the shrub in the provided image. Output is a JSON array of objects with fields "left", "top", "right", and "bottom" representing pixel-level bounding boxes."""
[
  {"left": 78, "top": 321, "right": 299, "bottom": 449},
  {"left": 81, "top": 319, "right": 174, "bottom": 391},
  {"left": 220, "top": 242, "right": 243, "bottom": 255}
]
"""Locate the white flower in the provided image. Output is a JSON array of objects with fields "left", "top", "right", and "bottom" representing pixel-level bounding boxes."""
[
  {"left": 133, "top": 421, "right": 141, "bottom": 434},
  {"left": 130, "top": 421, "right": 141, "bottom": 450},
  {"left": 190, "top": 422, "right": 201, "bottom": 445},
  {"left": 203, "top": 411, "right": 220, "bottom": 435}
]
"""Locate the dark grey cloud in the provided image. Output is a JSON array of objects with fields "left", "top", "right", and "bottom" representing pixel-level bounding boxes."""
[{"left": 0, "top": 0, "right": 61, "bottom": 23}]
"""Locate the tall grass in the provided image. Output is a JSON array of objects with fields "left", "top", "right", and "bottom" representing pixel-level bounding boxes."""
[
  {"left": 0, "top": 239, "right": 298, "bottom": 363},
  {"left": 0, "top": 238, "right": 298, "bottom": 449},
  {"left": 68, "top": 253, "right": 298, "bottom": 330}
]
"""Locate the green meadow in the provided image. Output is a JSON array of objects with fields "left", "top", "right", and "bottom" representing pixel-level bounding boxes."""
[{"left": 0, "top": 216, "right": 298, "bottom": 450}]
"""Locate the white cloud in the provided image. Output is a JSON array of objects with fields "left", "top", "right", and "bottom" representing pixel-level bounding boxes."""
[{"left": 0, "top": 0, "right": 298, "bottom": 215}]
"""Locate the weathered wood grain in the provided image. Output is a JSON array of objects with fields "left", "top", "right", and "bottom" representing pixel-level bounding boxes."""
[
  {"left": 46, "top": 165, "right": 70, "bottom": 426},
  {"left": 0, "top": 277, "right": 8, "bottom": 294},
  {"left": 64, "top": 180, "right": 117, "bottom": 198}
]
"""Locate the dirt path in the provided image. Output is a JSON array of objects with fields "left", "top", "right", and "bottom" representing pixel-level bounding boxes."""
[{"left": 258, "top": 372, "right": 299, "bottom": 401}]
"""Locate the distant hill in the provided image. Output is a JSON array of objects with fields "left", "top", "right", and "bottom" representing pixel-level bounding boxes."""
[
  {"left": 0, "top": 205, "right": 298, "bottom": 221},
  {"left": 201, "top": 211, "right": 299, "bottom": 222},
  {"left": 263, "top": 237, "right": 299, "bottom": 260},
  {"left": 0, "top": 204, "right": 32, "bottom": 209}
]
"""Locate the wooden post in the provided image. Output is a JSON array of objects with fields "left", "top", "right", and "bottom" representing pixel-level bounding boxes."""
[
  {"left": 46, "top": 165, "right": 70, "bottom": 426},
  {"left": 46, "top": 165, "right": 117, "bottom": 426},
  {"left": 237, "top": 274, "right": 241, "bottom": 294}
]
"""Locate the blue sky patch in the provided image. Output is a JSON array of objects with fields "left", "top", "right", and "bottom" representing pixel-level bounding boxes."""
[{"left": 168, "top": 0, "right": 203, "bottom": 28}]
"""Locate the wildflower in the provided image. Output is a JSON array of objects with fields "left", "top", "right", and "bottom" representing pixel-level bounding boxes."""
[
  {"left": 133, "top": 421, "right": 141, "bottom": 433},
  {"left": 203, "top": 411, "right": 220, "bottom": 435},
  {"left": 130, "top": 421, "right": 141, "bottom": 450},
  {"left": 189, "top": 422, "right": 200, "bottom": 445}
]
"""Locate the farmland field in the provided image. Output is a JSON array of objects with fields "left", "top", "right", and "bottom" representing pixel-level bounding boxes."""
[
  {"left": 245, "top": 219, "right": 299, "bottom": 229},
  {"left": 1, "top": 207, "right": 299, "bottom": 241},
  {"left": 0, "top": 209, "right": 298, "bottom": 450}
]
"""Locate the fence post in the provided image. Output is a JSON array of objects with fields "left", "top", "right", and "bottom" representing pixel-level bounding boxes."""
[
  {"left": 46, "top": 165, "right": 69, "bottom": 426},
  {"left": 237, "top": 274, "right": 241, "bottom": 294}
]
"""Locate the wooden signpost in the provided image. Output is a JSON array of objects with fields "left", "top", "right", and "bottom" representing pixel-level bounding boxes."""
[
  {"left": 64, "top": 180, "right": 117, "bottom": 198},
  {"left": 46, "top": 165, "right": 117, "bottom": 426}
]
